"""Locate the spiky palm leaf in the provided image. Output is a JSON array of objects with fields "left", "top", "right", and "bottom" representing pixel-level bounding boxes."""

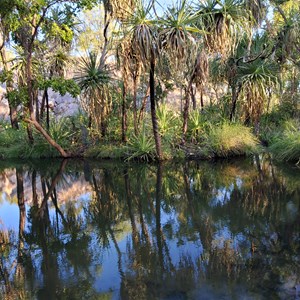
[
  {"left": 123, "top": 0, "right": 158, "bottom": 63},
  {"left": 238, "top": 61, "right": 279, "bottom": 123},
  {"left": 11, "top": 46, "right": 39, "bottom": 86},
  {"left": 75, "top": 52, "right": 112, "bottom": 134},
  {"left": 159, "top": 0, "right": 199, "bottom": 61},
  {"left": 48, "top": 48, "right": 70, "bottom": 77}
]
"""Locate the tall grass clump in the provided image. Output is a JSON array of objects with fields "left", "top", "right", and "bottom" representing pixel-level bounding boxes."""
[
  {"left": 0, "top": 124, "right": 29, "bottom": 158},
  {"left": 269, "top": 120, "right": 300, "bottom": 164},
  {"left": 157, "top": 104, "right": 181, "bottom": 145},
  {"left": 259, "top": 102, "right": 297, "bottom": 145},
  {"left": 206, "top": 123, "right": 259, "bottom": 157}
]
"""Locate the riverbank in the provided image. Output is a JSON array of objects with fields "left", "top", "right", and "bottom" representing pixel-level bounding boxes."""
[{"left": 1, "top": 110, "right": 299, "bottom": 164}]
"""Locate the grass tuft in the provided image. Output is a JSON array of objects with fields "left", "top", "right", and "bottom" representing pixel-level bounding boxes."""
[
  {"left": 269, "top": 121, "right": 300, "bottom": 163},
  {"left": 206, "top": 123, "right": 259, "bottom": 157}
]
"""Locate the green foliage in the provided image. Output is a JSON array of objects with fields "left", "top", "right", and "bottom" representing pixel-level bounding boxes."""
[
  {"left": 39, "top": 78, "right": 81, "bottom": 97},
  {"left": 0, "top": 70, "right": 13, "bottom": 83},
  {"left": 85, "top": 143, "right": 127, "bottom": 159},
  {"left": 0, "top": 123, "right": 29, "bottom": 159},
  {"left": 75, "top": 52, "right": 111, "bottom": 92},
  {"left": 27, "top": 118, "right": 80, "bottom": 158},
  {"left": 105, "top": 114, "right": 123, "bottom": 141},
  {"left": 259, "top": 102, "right": 298, "bottom": 144},
  {"left": 7, "top": 87, "right": 29, "bottom": 106},
  {"left": 205, "top": 123, "right": 259, "bottom": 157},
  {"left": 238, "top": 61, "right": 278, "bottom": 87},
  {"left": 126, "top": 124, "right": 156, "bottom": 162},
  {"left": 0, "top": 117, "right": 82, "bottom": 159},
  {"left": 187, "top": 110, "right": 211, "bottom": 141},
  {"left": 157, "top": 104, "right": 181, "bottom": 144},
  {"left": 269, "top": 120, "right": 300, "bottom": 163},
  {"left": 187, "top": 106, "right": 225, "bottom": 142},
  {"left": 48, "top": 22, "right": 74, "bottom": 43}
]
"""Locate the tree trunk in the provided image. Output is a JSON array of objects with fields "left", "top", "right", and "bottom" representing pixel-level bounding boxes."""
[
  {"left": 40, "top": 88, "right": 47, "bottom": 121},
  {"left": 35, "top": 89, "right": 39, "bottom": 122},
  {"left": 229, "top": 84, "right": 241, "bottom": 122},
  {"left": 150, "top": 54, "right": 162, "bottom": 160},
  {"left": 0, "top": 48, "right": 19, "bottom": 129},
  {"left": 25, "top": 118, "right": 69, "bottom": 157},
  {"left": 46, "top": 88, "right": 50, "bottom": 131},
  {"left": 182, "top": 80, "right": 193, "bottom": 143},
  {"left": 137, "top": 84, "right": 150, "bottom": 127},
  {"left": 133, "top": 76, "right": 138, "bottom": 135},
  {"left": 25, "top": 47, "right": 68, "bottom": 156},
  {"left": 27, "top": 124, "right": 34, "bottom": 145},
  {"left": 200, "top": 89, "right": 204, "bottom": 111},
  {"left": 122, "top": 83, "right": 127, "bottom": 142},
  {"left": 191, "top": 85, "right": 196, "bottom": 110}
]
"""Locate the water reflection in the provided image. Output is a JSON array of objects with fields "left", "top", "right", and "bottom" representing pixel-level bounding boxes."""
[{"left": 0, "top": 157, "right": 299, "bottom": 299}]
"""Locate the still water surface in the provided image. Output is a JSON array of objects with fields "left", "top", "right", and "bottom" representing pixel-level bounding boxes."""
[{"left": 0, "top": 157, "right": 299, "bottom": 300}]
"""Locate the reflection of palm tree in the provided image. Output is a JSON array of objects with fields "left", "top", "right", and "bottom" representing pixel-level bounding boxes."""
[
  {"left": 156, "top": 163, "right": 164, "bottom": 271},
  {"left": 124, "top": 168, "right": 139, "bottom": 247}
]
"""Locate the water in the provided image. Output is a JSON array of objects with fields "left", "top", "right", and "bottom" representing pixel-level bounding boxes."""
[{"left": 0, "top": 157, "right": 299, "bottom": 300}]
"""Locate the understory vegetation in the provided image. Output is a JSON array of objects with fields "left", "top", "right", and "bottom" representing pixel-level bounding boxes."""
[
  {"left": 0, "top": 104, "right": 286, "bottom": 161},
  {"left": 0, "top": 0, "right": 299, "bottom": 163}
]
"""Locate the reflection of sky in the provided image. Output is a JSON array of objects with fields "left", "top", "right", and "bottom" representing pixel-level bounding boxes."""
[
  {"left": 93, "top": 237, "right": 129, "bottom": 299},
  {"left": 0, "top": 194, "right": 25, "bottom": 230},
  {"left": 91, "top": 206, "right": 204, "bottom": 296},
  {"left": 161, "top": 208, "right": 204, "bottom": 265},
  {"left": 210, "top": 177, "right": 244, "bottom": 207}
]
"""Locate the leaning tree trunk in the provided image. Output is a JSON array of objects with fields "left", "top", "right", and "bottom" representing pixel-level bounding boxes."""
[
  {"left": 149, "top": 54, "right": 162, "bottom": 160},
  {"left": 0, "top": 48, "right": 19, "bottom": 129},
  {"left": 25, "top": 49, "right": 68, "bottom": 157}
]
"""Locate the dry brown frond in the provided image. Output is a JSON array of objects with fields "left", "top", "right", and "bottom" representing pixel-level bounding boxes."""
[{"left": 193, "top": 50, "right": 209, "bottom": 91}]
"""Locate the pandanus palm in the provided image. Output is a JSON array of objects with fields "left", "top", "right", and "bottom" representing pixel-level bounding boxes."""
[
  {"left": 159, "top": 0, "right": 204, "bottom": 140},
  {"left": 75, "top": 52, "right": 112, "bottom": 137},
  {"left": 238, "top": 60, "right": 278, "bottom": 126},
  {"left": 117, "top": 36, "right": 143, "bottom": 140},
  {"left": 123, "top": 0, "right": 162, "bottom": 159},
  {"left": 196, "top": 0, "right": 250, "bottom": 59},
  {"left": 159, "top": 0, "right": 198, "bottom": 61}
]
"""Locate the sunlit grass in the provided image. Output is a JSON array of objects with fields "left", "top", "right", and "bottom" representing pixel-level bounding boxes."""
[
  {"left": 269, "top": 120, "right": 300, "bottom": 164},
  {"left": 205, "top": 123, "right": 259, "bottom": 157}
]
